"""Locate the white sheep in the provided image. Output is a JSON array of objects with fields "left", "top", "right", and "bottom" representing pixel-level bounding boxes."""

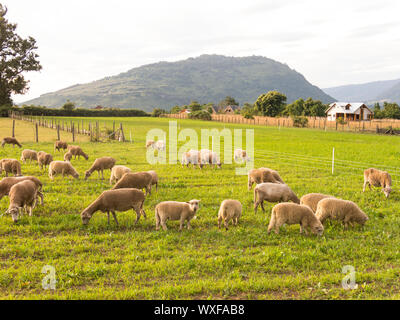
[
  {"left": 217, "top": 199, "right": 242, "bottom": 230},
  {"left": 200, "top": 149, "right": 222, "bottom": 168},
  {"left": 20, "top": 149, "right": 38, "bottom": 163},
  {"left": 254, "top": 182, "right": 300, "bottom": 213},
  {"left": 363, "top": 168, "right": 392, "bottom": 198},
  {"left": 112, "top": 171, "right": 153, "bottom": 196},
  {"left": 147, "top": 170, "right": 159, "bottom": 192},
  {"left": 84, "top": 157, "right": 116, "bottom": 180},
  {"left": 155, "top": 200, "right": 200, "bottom": 231},
  {"left": 181, "top": 149, "right": 202, "bottom": 168},
  {"left": 0, "top": 176, "right": 44, "bottom": 205},
  {"left": 48, "top": 161, "right": 79, "bottom": 180},
  {"left": 109, "top": 165, "right": 132, "bottom": 185},
  {"left": 37, "top": 151, "right": 53, "bottom": 170},
  {"left": 234, "top": 149, "right": 251, "bottom": 163},
  {"left": 300, "top": 193, "right": 335, "bottom": 213},
  {"left": 248, "top": 168, "right": 284, "bottom": 190},
  {"left": 0, "top": 159, "right": 22, "bottom": 177},
  {"left": 67, "top": 145, "right": 89, "bottom": 160}
]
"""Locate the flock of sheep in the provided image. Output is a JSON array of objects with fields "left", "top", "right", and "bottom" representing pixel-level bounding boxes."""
[{"left": 0, "top": 135, "right": 393, "bottom": 235}]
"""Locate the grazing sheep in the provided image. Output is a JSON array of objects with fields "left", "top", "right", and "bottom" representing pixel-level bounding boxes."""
[
  {"left": 147, "top": 170, "right": 159, "bottom": 192},
  {"left": 363, "top": 168, "right": 392, "bottom": 198},
  {"left": 80, "top": 188, "right": 146, "bottom": 226},
  {"left": 64, "top": 151, "right": 73, "bottom": 162},
  {"left": 200, "top": 149, "right": 222, "bottom": 168},
  {"left": 1, "top": 137, "right": 22, "bottom": 148},
  {"left": 217, "top": 199, "right": 242, "bottom": 230},
  {"left": 0, "top": 159, "right": 22, "bottom": 177},
  {"left": 300, "top": 193, "right": 335, "bottom": 213},
  {"left": 248, "top": 168, "right": 284, "bottom": 190},
  {"left": 0, "top": 176, "right": 44, "bottom": 205},
  {"left": 112, "top": 171, "right": 153, "bottom": 196},
  {"left": 234, "top": 149, "right": 251, "bottom": 163},
  {"left": 20, "top": 149, "right": 38, "bottom": 163},
  {"left": 315, "top": 198, "right": 369, "bottom": 229},
  {"left": 37, "top": 151, "right": 53, "bottom": 170},
  {"left": 155, "top": 200, "right": 201, "bottom": 231},
  {"left": 181, "top": 149, "right": 202, "bottom": 168},
  {"left": 67, "top": 145, "right": 89, "bottom": 160},
  {"left": 109, "top": 165, "right": 132, "bottom": 185},
  {"left": 146, "top": 140, "right": 155, "bottom": 148},
  {"left": 254, "top": 182, "right": 300, "bottom": 213},
  {"left": 267, "top": 203, "right": 324, "bottom": 235},
  {"left": 5, "top": 180, "right": 40, "bottom": 223},
  {"left": 146, "top": 140, "right": 165, "bottom": 151},
  {"left": 48, "top": 161, "right": 79, "bottom": 180},
  {"left": 54, "top": 141, "right": 68, "bottom": 152},
  {"left": 84, "top": 157, "right": 116, "bottom": 180}
]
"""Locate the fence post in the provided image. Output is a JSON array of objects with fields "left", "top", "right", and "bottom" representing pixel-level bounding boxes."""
[
  {"left": 119, "top": 123, "right": 125, "bottom": 142},
  {"left": 35, "top": 122, "right": 39, "bottom": 142},
  {"left": 12, "top": 120, "right": 15, "bottom": 137},
  {"left": 96, "top": 121, "right": 99, "bottom": 141},
  {"left": 72, "top": 122, "right": 75, "bottom": 142},
  {"left": 332, "top": 147, "right": 335, "bottom": 175}
]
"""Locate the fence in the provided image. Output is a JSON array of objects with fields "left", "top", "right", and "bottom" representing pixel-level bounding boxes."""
[{"left": 163, "top": 113, "right": 400, "bottom": 134}]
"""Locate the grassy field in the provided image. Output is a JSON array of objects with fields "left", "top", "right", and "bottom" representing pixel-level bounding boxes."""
[{"left": 1, "top": 117, "right": 400, "bottom": 299}]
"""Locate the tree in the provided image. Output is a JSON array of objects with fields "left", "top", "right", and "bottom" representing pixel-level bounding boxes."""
[
  {"left": 61, "top": 101, "right": 76, "bottom": 111},
  {"left": 0, "top": 5, "right": 42, "bottom": 105},
  {"left": 254, "top": 91, "right": 286, "bottom": 117},
  {"left": 304, "top": 98, "right": 327, "bottom": 117},
  {"left": 151, "top": 108, "right": 166, "bottom": 117},
  {"left": 218, "top": 96, "right": 239, "bottom": 109},
  {"left": 188, "top": 100, "right": 202, "bottom": 112},
  {"left": 170, "top": 105, "right": 182, "bottom": 114},
  {"left": 382, "top": 102, "right": 400, "bottom": 119}
]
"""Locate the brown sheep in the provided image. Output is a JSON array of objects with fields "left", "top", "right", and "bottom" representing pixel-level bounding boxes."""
[
  {"left": 109, "top": 165, "right": 132, "bottom": 185},
  {"left": 64, "top": 151, "right": 73, "bottom": 162},
  {"left": 112, "top": 172, "right": 153, "bottom": 196},
  {"left": 147, "top": 170, "right": 159, "bottom": 192},
  {"left": 267, "top": 203, "right": 324, "bottom": 235},
  {"left": 6, "top": 180, "right": 41, "bottom": 222},
  {"left": 37, "top": 151, "right": 54, "bottom": 170},
  {"left": 1, "top": 137, "right": 22, "bottom": 148},
  {"left": 315, "top": 198, "right": 369, "bottom": 229},
  {"left": 54, "top": 141, "right": 68, "bottom": 152},
  {"left": 0, "top": 159, "right": 22, "bottom": 177},
  {"left": 20, "top": 149, "right": 38, "bottom": 163},
  {"left": 0, "top": 176, "right": 44, "bottom": 205},
  {"left": 217, "top": 199, "right": 242, "bottom": 230},
  {"left": 363, "top": 168, "right": 392, "bottom": 198},
  {"left": 48, "top": 161, "right": 79, "bottom": 180},
  {"left": 248, "top": 168, "right": 284, "bottom": 190},
  {"left": 80, "top": 188, "right": 146, "bottom": 226},
  {"left": 67, "top": 145, "right": 89, "bottom": 160},
  {"left": 84, "top": 157, "right": 116, "bottom": 180},
  {"left": 155, "top": 200, "right": 200, "bottom": 231},
  {"left": 254, "top": 182, "right": 300, "bottom": 213},
  {"left": 300, "top": 193, "right": 335, "bottom": 213}
]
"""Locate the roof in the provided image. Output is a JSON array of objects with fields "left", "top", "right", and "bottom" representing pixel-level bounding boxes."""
[{"left": 326, "top": 102, "right": 373, "bottom": 114}]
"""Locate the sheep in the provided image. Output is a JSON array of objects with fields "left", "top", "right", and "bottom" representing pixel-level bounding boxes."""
[
  {"left": 5, "top": 180, "right": 40, "bottom": 223},
  {"left": 1, "top": 137, "right": 22, "bottom": 148},
  {"left": 155, "top": 200, "right": 200, "bottom": 231},
  {"left": 84, "top": 157, "right": 116, "bottom": 180},
  {"left": 112, "top": 171, "right": 153, "bottom": 196},
  {"left": 300, "top": 193, "right": 335, "bottom": 213},
  {"left": 181, "top": 149, "right": 202, "bottom": 168},
  {"left": 37, "top": 151, "right": 53, "bottom": 170},
  {"left": 0, "top": 159, "right": 22, "bottom": 177},
  {"left": 0, "top": 176, "right": 44, "bottom": 205},
  {"left": 217, "top": 199, "right": 242, "bottom": 230},
  {"left": 67, "top": 145, "right": 89, "bottom": 160},
  {"left": 234, "top": 149, "right": 251, "bottom": 163},
  {"left": 146, "top": 140, "right": 165, "bottom": 151},
  {"left": 80, "top": 188, "right": 146, "bottom": 226},
  {"left": 146, "top": 140, "right": 155, "bottom": 148},
  {"left": 248, "top": 168, "right": 284, "bottom": 190},
  {"left": 200, "top": 149, "right": 222, "bottom": 168},
  {"left": 315, "top": 198, "right": 369, "bottom": 229},
  {"left": 64, "top": 151, "right": 73, "bottom": 162},
  {"left": 20, "top": 149, "right": 38, "bottom": 163},
  {"left": 254, "top": 182, "right": 300, "bottom": 213},
  {"left": 54, "top": 141, "right": 68, "bottom": 152},
  {"left": 267, "top": 203, "right": 324, "bottom": 236},
  {"left": 147, "top": 170, "right": 159, "bottom": 192},
  {"left": 48, "top": 161, "right": 79, "bottom": 180},
  {"left": 109, "top": 165, "right": 132, "bottom": 185},
  {"left": 363, "top": 168, "right": 392, "bottom": 198}
]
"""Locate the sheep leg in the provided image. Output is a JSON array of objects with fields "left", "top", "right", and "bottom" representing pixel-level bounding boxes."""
[
  {"left": 218, "top": 216, "right": 222, "bottom": 229},
  {"left": 179, "top": 219, "right": 185, "bottom": 231},
  {"left": 363, "top": 180, "right": 368, "bottom": 192},
  {"left": 101, "top": 170, "right": 104, "bottom": 180},
  {"left": 28, "top": 206, "right": 33, "bottom": 217},
  {"left": 224, "top": 219, "right": 229, "bottom": 231},
  {"left": 260, "top": 201, "right": 266, "bottom": 213},
  {"left": 111, "top": 211, "right": 119, "bottom": 226},
  {"left": 160, "top": 219, "right": 168, "bottom": 231},
  {"left": 133, "top": 208, "right": 141, "bottom": 224},
  {"left": 254, "top": 201, "right": 259, "bottom": 214},
  {"left": 107, "top": 211, "right": 110, "bottom": 225}
]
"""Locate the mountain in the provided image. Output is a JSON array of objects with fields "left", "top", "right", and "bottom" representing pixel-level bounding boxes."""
[
  {"left": 323, "top": 79, "right": 400, "bottom": 104},
  {"left": 23, "top": 54, "right": 334, "bottom": 111}
]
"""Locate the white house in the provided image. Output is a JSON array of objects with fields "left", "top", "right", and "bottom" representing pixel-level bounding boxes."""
[{"left": 326, "top": 102, "right": 373, "bottom": 121}]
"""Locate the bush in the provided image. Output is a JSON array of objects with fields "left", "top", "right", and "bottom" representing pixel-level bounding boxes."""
[
  {"left": 336, "top": 117, "right": 347, "bottom": 125},
  {"left": 188, "top": 110, "right": 212, "bottom": 121},
  {"left": 292, "top": 116, "right": 308, "bottom": 128}
]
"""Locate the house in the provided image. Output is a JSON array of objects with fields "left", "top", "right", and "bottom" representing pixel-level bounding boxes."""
[
  {"left": 326, "top": 102, "right": 373, "bottom": 121},
  {"left": 222, "top": 105, "right": 240, "bottom": 114},
  {"left": 93, "top": 105, "right": 104, "bottom": 110},
  {"left": 180, "top": 109, "right": 191, "bottom": 114}
]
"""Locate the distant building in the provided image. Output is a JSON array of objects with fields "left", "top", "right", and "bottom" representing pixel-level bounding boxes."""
[
  {"left": 93, "top": 105, "right": 104, "bottom": 110},
  {"left": 326, "top": 102, "right": 373, "bottom": 121},
  {"left": 180, "top": 109, "right": 191, "bottom": 114},
  {"left": 222, "top": 105, "right": 240, "bottom": 114}
]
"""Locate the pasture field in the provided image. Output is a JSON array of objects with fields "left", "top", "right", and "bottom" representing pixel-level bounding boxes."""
[{"left": 1, "top": 117, "right": 400, "bottom": 299}]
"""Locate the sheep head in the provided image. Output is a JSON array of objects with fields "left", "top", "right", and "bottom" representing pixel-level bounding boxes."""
[
  {"left": 383, "top": 187, "right": 392, "bottom": 198},
  {"left": 188, "top": 200, "right": 201, "bottom": 213}
]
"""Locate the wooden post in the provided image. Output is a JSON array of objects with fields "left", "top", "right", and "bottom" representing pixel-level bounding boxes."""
[
  {"left": 72, "top": 122, "right": 75, "bottom": 142},
  {"left": 113, "top": 121, "right": 116, "bottom": 140},
  {"left": 119, "top": 123, "right": 125, "bottom": 142},
  {"left": 12, "top": 120, "right": 15, "bottom": 137},
  {"left": 35, "top": 122, "right": 38, "bottom": 142},
  {"left": 57, "top": 124, "right": 60, "bottom": 140},
  {"left": 96, "top": 121, "right": 99, "bottom": 141}
]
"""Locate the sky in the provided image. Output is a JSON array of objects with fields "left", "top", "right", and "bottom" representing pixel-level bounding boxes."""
[{"left": 3, "top": 0, "right": 400, "bottom": 103}]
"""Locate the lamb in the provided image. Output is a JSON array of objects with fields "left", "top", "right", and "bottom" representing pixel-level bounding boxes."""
[
  {"left": 64, "top": 151, "right": 73, "bottom": 162},
  {"left": 20, "top": 149, "right": 38, "bottom": 163},
  {"left": 80, "top": 188, "right": 146, "bottom": 226},
  {"left": 234, "top": 149, "right": 251, "bottom": 163},
  {"left": 363, "top": 168, "right": 392, "bottom": 198},
  {"left": 48, "top": 161, "right": 79, "bottom": 180},
  {"left": 146, "top": 140, "right": 165, "bottom": 151},
  {"left": 155, "top": 200, "right": 200, "bottom": 231},
  {"left": 0, "top": 159, "right": 22, "bottom": 177},
  {"left": 1, "top": 137, "right": 22, "bottom": 148},
  {"left": 254, "top": 182, "right": 300, "bottom": 213},
  {"left": 84, "top": 157, "right": 116, "bottom": 180},
  {"left": 67, "top": 145, "right": 89, "bottom": 160},
  {"left": 217, "top": 199, "right": 242, "bottom": 230},
  {"left": 248, "top": 168, "right": 284, "bottom": 190},
  {"left": 112, "top": 171, "right": 153, "bottom": 196},
  {"left": 0, "top": 176, "right": 44, "bottom": 205},
  {"left": 54, "top": 141, "right": 68, "bottom": 152},
  {"left": 300, "top": 193, "right": 335, "bottom": 213},
  {"left": 146, "top": 140, "right": 155, "bottom": 148},
  {"left": 5, "top": 180, "right": 41, "bottom": 223},
  {"left": 181, "top": 149, "right": 202, "bottom": 168},
  {"left": 315, "top": 198, "right": 369, "bottom": 229},
  {"left": 267, "top": 203, "right": 324, "bottom": 235},
  {"left": 200, "top": 149, "right": 222, "bottom": 168},
  {"left": 147, "top": 170, "right": 159, "bottom": 192},
  {"left": 37, "top": 151, "right": 53, "bottom": 170},
  {"left": 109, "top": 165, "right": 132, "bottom": 185}
]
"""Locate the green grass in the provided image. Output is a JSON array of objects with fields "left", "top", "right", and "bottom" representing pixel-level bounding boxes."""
[{"left": 0, "top": 117, "right": 400, "bottom": 299}]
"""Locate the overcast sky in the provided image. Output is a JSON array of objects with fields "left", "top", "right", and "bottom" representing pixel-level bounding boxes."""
[{"left": 3, "top": 0, "right": 400, "bottom": 102}]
